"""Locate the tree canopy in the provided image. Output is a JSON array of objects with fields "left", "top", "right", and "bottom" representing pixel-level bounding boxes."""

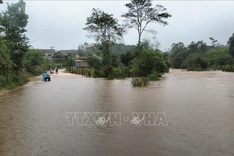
[
  {"left": 228, "top": 33, "right": 234, "bottom": 57},
  {"left": 122, "top": 0, "right": 171, "bottom": 49},
  {"left": 83, "top": 8, "right": 124, "bottom": 77},
  {"left": 0, "top": 0, "right": 29, "bottom": 71}
]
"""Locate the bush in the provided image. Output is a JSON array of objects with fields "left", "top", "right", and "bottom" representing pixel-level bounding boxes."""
[
  {"left": 109, "top": 67, "right": 127, "bottom": 79},
  {"left": 147, "top": 71, "right": 160, "bottom": 81},
  {"left": 66, "top": 56, "right": 75, "bottom": 67},
  {"left": 222, "top": 64, "right": 234, "bottom": 72},
  {"left": 86, "top": 55, "right": 102, "bottom": 69},
  {"left": 186, "top": 53, "right": 208, "bottom": 71},
  {"left": 24, "top": 49, "right": 44, "bottom": 75},
  {"left": 0, "top": 75, "right": 7, "bottom": 89},
  {"left": 131, "top": 77, "right": 149, "bottom": 87},
  {"left": 130, "top": 47, "right": 168, "bottom": 76}
]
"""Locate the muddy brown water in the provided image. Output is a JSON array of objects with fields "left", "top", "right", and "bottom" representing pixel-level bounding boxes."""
[{"left": 0, "top": 69, "right": 234, "bottom": 156}]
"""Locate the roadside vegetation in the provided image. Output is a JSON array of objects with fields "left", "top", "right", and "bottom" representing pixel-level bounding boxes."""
[{"left": 0, "top": 0, "right": 71, "bottom": 89}]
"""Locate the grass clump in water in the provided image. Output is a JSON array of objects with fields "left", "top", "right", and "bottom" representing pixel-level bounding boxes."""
[{"left": 131, "top": 77, "right": 149, "bottom": 87}]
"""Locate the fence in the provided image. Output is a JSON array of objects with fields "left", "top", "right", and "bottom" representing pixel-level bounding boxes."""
[{"left": 66, "top": 67, "right": 95, "bottom": 77}]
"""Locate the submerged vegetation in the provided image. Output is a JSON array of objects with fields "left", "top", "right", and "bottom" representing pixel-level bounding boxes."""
[{"left": 131, "top": 78, "right": 149, "bottom": 87}]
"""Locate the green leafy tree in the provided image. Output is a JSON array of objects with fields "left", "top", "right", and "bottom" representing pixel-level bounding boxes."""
[
  {"left": 83, "top": 8, "right": 124, "bottom": 77},
  {"left": 131, "top": 41, "right": 168, "bottom": 76},
  {"left": 120, "top": 51, "right": 135, "bottom": 66},
  {"left": 188, "top": 41, "right": 208, "bottom": 54},
  {"left": 209, "top": 37, "right": 220, "bottom": 49},
  {"left": 24, "top": 49, "right": 44, "bottom": 66},
  {"left": 186, "top": 53, "right": 207, "bottom": 71},
  {"left": 66, "top": 56, "right": 74, "bottom": 67},
  {"left": 170, "top": 42, "right": 189, "bottom": 68},
  {"left": 206, "top": 47, "right": 229, "bottom": 68},
  {"left": 0, "top": 0, "right": 29, "bottom": 71},
  {"left": 24, "top": 49, "right": 44, "bottom": 75},
  {"left": 227, "top": 33, "right": 234, "bottom": 57},
  {"left": 111, "top": 43, "right": 136, "bottom": 57},
  {"left": 162, "top": 52, "right": 171, "bottom": 68},
  {"left": 86, "top": 54, "right": 102, "bottom": 69},
  {"left": 122, "top": 0, "right": 171, "bottom": 50}
]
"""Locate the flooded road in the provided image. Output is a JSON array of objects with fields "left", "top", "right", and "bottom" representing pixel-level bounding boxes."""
[{"left": 0, "top": 69, "right": 234, "bottom": 156}]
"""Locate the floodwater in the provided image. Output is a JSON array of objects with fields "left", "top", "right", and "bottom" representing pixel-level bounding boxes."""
[{"left": 0, "top": 69, "right": 234, "bottom": 156}]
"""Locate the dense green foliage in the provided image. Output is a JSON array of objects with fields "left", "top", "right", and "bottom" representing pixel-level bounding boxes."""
[
  {"left": 130, "top": 42, "right": 168, "bottom": 76},
  {"left": 66, "top": 56, "right": 75, "bottom": 67},
  {"left": 1, "top": 0, "right": 29, "bottom": 71},
  {"left": 0, "top": 0, "right": 64, "bottom": 89},
  {"left": 83, "top": 40, "right": 169, "bottom": 80},
  {"left": 24, "top": 49, "right": 44, "bottom": 75},
  {"left": 0, "top": 0, "right": 29, "bottom": 89},
  {"left": 147, "top": 71, "right": 160, "bottom": 81},
  {"left": 169, "top": 36, "right": 234, "bottom": 72},
  {"left": 228, "top": 33, "right": 234, "bottom": 57},
  {"left": 185, "top": 53, "right": 207, "bottom": 71}
]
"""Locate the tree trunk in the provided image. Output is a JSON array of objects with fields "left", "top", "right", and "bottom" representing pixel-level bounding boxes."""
[
  {"left": 102, "top": 41, "right": 113, "bottom": 77},
  {"left": 136, "top": 32, "right": 142, "bottom": 56}
]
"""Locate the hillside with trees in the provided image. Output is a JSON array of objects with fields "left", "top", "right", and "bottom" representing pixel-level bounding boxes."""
[{"left": 169, "top": 36, "right": 234, "bottom": 72}]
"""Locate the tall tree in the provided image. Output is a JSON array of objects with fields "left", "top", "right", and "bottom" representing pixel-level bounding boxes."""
[
  {"left": 209, "top": 37, "right": 219, "bottom": 49},
  {"left": 170, "top": 42, "right": 189, "bottom": 69},
  {"left": 227, "top": 33, "right": 234, "bottom": 57},
  {"left": 188, "top": 41, "right": 208, "bottom": 54},
  {"left": 83, "top": 8, "right": 124, "bottom": 77},
  {"left": 0, "top": 0, "right": 29, "bottom": 71},
  {"left": 122, "top": 0, "right": 171, "bottom": 51}
]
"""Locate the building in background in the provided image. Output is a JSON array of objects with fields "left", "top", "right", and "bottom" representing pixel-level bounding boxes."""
[
  {"left": 74, "top": 60, "right": 88, "bottom": 68},
  {"left": 38, "top": 48, "right": 56, "bottom": 59}
]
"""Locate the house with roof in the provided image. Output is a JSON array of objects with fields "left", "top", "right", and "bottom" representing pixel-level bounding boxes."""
[
  {"left": 58, "top": 50, "right": 78, "bottom": 55},
  {"left": 38, "top": 48, "right": 56, "bottom": 59},
  {"left": 38, "top": 49, "right": 81, "bottom": 61},
  {"left": 75, "top": 60, "right": 89, "bottom": 68},
  {"left": 52, "top": 51, "right": 68, "bottom": 61}
]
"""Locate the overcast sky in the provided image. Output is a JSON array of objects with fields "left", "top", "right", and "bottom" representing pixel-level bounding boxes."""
[{"left": 1, "top": 0, "right": 234, "bottom": 51}]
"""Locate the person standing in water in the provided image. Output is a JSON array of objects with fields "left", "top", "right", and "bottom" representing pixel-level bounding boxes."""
[{"left": 55, "top": 67, "right": 58, "bottom": 74}]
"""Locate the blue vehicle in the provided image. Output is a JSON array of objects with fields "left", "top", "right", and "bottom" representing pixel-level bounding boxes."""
[{"left": 42, "top": 72, "right": 51, "bottom": 81}]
